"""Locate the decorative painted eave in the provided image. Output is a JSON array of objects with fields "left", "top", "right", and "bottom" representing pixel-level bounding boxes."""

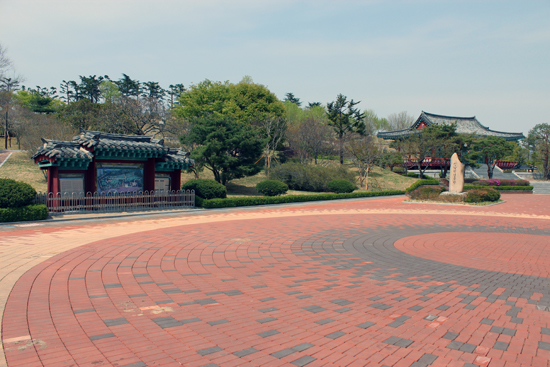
[
  {"left": 377, "top": 111, "right": 525, "bottom": 141},
  {"left": 32, "top": 139, "right": 94, "bottom": 169},
  {"left": 155, "top": 149, "right": 194, "bottom": 171}
]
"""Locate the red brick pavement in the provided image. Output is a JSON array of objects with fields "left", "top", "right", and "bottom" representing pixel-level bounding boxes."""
[{"left": 2, "top": 195, "right": 550, "bottom": 367}]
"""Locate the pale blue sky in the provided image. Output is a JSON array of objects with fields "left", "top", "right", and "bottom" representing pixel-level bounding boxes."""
[{"left": 1, "top": 0, "right": 549, "bottom": 135}]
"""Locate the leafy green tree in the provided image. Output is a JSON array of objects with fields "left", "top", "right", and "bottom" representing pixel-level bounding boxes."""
[
  {"left": 284, "top": 92, "right": 301, "bottom": 107},
  {"left": 167, "top": 83, "right": 185, "bottom": 108},
  {"left": 79, "top": 75, "right": 107, "bottom": 103},
  {"left": 142, "top": 81, "right": 165, "bottom": 100},
  {"left": 99, "top": 80, "right": 121, "bottom": 103},
  {"left": 183, "top": 116, "right": 264, "bottom": 185},
  {"left": 364, "top": 109, "right": 389, "bottom": 134},
  {"left": 115, "top": 74, "right": 141, "bottom": 97},
  {"left": 528, "top": 123, "right": 550, "bottom": 179},
  {"left": 327, "top": 94, "right": 366, "bottom": 164},
  {"left": 470, "top": 136, "right": 514, "bottom": 179},
  {"left": 174, "top": 79, "right": 284, "bottom": 125},
  {"left": 14, "top": 89, "right": 63, "bottom": 114},
  {"left": 307, "top": 102, "right": 321, "bottom": 108}
]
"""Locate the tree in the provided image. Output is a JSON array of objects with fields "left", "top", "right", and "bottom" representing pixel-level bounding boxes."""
[
  {"left": 346, "top": 136, "right": 384, "bottom": 189},
  {"left": 0, "top": 44, "right": 24, "bottom": 89},
  {"left": 14, "top": 89, "right": 63, "bottom": 114},
  {"left": 393, "top": 124, "right": 449, "bottom": 179},
  {"left": 174, "top": 79, "right": 284, "bottom": 125},
  {"left": 284, "top": 92, "right": 301, "bottom": 107},
  {"left": 99, "top": 80, "right": 121, "bottom": 103},
  {"left": 256, "top": 116, "right": 287, "bottom": 174},
  {"left": 79, "top": 75, "right": 107, "bottom": 103},
  {"left": 183, "top": 116, "right": 264, "bottom": 185},
  {"left": 528, "top": 123, "right": 550, "bottom": 180},
  {"left": 327, "top": 94, "right": 365, "bottom": 164},
  {"left": 471, "top": 136, "right": 514, "bottom": 179},
  {"left": 167, "top": 84, "right": 185, "bottom": 108},
  {"left": 387, "top": 111, "right": 414, "bottom": 130},
  {"left": 115, "top": 74, "right": 141, "bottom": 97},
  {"left": 287, "top": 105, "right": 332, "bottom": 164},
  {"left": 364, "top": 109, "right": 389, "bottom": 134}
]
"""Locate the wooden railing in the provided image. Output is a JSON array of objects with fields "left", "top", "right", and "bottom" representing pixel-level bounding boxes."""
[{"left": 35, "top": 190, "right": 195, "bottom": 215}]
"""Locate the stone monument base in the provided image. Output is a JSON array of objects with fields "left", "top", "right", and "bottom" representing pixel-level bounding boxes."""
[{"left": 440, "top": 191, "right": 467, "bottom": 198}]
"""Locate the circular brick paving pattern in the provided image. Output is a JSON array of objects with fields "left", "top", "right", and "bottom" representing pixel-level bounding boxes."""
[
  {"left": 396, "top": 233, "right": 550, "bottom": 277},
  {"left": 3, "top": 212, "right": 550, "bottom": 367}
]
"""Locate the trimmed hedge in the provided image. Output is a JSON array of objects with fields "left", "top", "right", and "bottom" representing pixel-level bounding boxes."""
[
  {"left": 0, "top": 204, "right": 48, "bottom": 222},
  {"left": 327, "top": 180, "right": 356, "bottom": 194},
  {"left": 464, "top": 184, "right": 533, "bottom": 191},
  {"left": 181, "top": 179, "right": 227, "bottom": 199},
  {"left": 472, "top": 179, "right": 529, "bottom": 187},
  {"left": 408, "top": 186, "right": 444, "bottom": 200},
  {"left": 465, "top": 188, "right": 500, "bottom": 203},
  {"left": 0, "top": 178, "right": 37, "bottom": 208},
  {"left": 256, "top": 180, "right": 289, "bottom": 196},
  {"left": 404, "top": 178, "right": 440, "bottom": 193},
  {"left": 199, "top": 190, "right": 405, "bottom": 208}
]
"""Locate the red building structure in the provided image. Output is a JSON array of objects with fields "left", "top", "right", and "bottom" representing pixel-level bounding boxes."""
[{"left": 32, "top": 130, "right": 193, "bottom": 196}]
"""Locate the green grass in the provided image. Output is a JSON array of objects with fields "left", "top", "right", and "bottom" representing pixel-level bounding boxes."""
[
  {"left": 0, "top": 151, "right": 47, "bottom": 192},
  {"left": 0, "top": 152, "right": 418, "bottom": 197}
]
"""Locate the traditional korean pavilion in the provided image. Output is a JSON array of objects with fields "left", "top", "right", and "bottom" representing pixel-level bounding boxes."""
[
  {"left": 377, "top": 111, "right": 525, "bottom": 141},
  {"left": 32, "top": 130, "right": 193, "bottom": 195}
]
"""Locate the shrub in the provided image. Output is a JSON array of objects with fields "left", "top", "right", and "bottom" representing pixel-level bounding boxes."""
[
  {"left": 268, "top": 163, "right": 356, "bottom": 192},
  {"left": 327, "top": 180, "right": 356, "bottom": 194},
  {"left": 0, "top": 179, "right": 37, "bottom": 209},
  {"left": 405, "top": 172, "right": 419, "bottom": 178},
  {"left": 200, "top": 190, "right": 405, "bottom": 208},
  {"left": 408, "top": 186, "right": 444, "bottom": 200},
  {"left": 464, "top": 184, "right": 533, "bottom": 191},
  {"left": 0, "top": 204, "right": 48, "bottom": 222},
  {"left": 472, "top": 179, "right": 529, "bottom": 187},
  {"left": 256, "top": 180, "right": 289, "bottom": 196},
  {"left": 181, "top": 179, "right": 227, "bottom": 200},
  {"left": 465, "top": 188, "right": 500, "bottom": 203},
  {"left": 405, "top": 178, "right": 440, "bottom": 193}
]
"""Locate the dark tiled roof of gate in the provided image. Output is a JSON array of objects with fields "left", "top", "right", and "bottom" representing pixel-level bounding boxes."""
[
  {"left": 32, "top": 139, "right": 94, "bottom": 160},
  {"left": 73, "top": 130, "right": 169, "bottom": 153},
  {"left": 377, "top": 111, "right": 524, "bottom": 141}
]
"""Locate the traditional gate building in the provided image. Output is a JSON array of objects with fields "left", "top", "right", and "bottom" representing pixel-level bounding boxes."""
[
  {"left": 377, "top": 111, "right": 524, "bottom": 142},
  {"left": 32, "top": 130, "right": 193, "bottom": 195}
]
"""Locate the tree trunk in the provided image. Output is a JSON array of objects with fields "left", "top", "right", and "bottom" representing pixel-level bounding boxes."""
[
  {"left": 487, "top": 163, "right": 494, "bottom": 179},
  {"left": 365, "top": 166, "right": 370, "bottom": 190}
]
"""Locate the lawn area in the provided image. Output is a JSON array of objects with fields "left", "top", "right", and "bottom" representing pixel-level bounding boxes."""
[
  {"left": 0, "top": 150, "right": 47, "bottom": 192},
  {"left": 1, "top": 152, "right": 417, "bottom": 196}
]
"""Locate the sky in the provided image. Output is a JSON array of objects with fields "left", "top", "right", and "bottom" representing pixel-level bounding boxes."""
[{"left": 1, "top": 0, "right": 549, "bottom": 136}]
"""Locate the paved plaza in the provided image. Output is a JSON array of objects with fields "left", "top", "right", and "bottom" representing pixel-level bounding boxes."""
[{"left": 1, "top": 194, "right": 549, "bottom": 367}]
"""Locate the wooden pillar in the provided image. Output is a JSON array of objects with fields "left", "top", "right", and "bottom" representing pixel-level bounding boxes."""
[
  {"left": 47, "top": 166, "right": 60, "bottom": 195},
  {"left": 171, "top": 170, "right": 181, "bottom": 191},
  {"left": 144, "top": 159, "right": 156, "bottom": 192},
  {"left": 85, "top": 160, "right": 96, "bottom": 194}
]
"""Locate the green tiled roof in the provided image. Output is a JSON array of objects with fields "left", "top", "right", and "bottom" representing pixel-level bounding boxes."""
[{"left": 32, "top": 130, "right": 193, "bottom": 169}]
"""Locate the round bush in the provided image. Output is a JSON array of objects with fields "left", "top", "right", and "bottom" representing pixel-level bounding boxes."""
[
  {"left": 327, "top": 180, "right": 356, "bottom": 194},
  {"left": 181, "top": 179, "right": 227, "bottom": 200},
  {"left": 0, "top": 179, "right": 37, "bottom": 209},
  {"left": 408, "top": 186, "right": 444, "bottom": 200},
  {"left": 256, "top": 180, "right": 288, "bottom": 196},
  {"left": 268, "top": 162, "right": 356, "bottom": 192},
  {"left": 465, "top": 188, "right": 500, "bottom": 203}
]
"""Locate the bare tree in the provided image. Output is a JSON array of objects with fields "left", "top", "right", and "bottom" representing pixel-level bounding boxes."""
[
  {"left": 255, "top": 116, "right": 287, "bottom": 174},
  {"left": 387, "top": 111, "right": 415, "bottom": 130},
  {"left": 0, "top": 44, "right": 24, "bottom": 89},
  {"left": 346, "top": 136, "right": 384, "bottom": 189}
]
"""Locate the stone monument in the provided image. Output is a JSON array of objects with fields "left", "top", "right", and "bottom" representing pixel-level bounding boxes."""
[{"left": 449, "top": 152, "right": 465, "bottom": 194}]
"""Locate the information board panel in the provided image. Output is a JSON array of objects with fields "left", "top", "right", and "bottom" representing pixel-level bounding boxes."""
[{"left": 96, "top": 163, "right": 144, "bottom": 194}]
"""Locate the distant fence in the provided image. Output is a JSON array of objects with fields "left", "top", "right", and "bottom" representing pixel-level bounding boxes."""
[{"left": 35, "top": 190, "right": 195, "bottom": 215}]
